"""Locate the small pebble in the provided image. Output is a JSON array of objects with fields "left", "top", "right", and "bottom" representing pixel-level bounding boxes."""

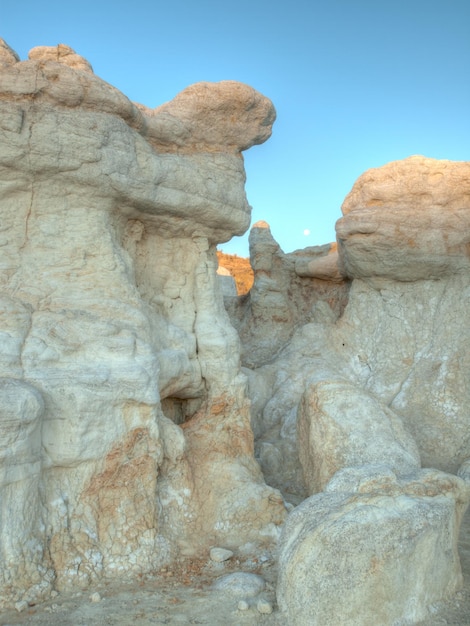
[
  {"left": 89, "top": 591, "right": 101, "bottom": 603},
  {"left": 212, "top": 572, "right": 266, "bottom": 597},
  {"left": 210, "top": 547, "right": 234, "bottom": 563},
  {"left": 51, "top": 590, "right": 59, "bottom": 598},
  {"left": 14, "top": 600, "right": 28, "bottom": 613},
  {"left": 238, "top": 599, "right": 250, "bottom": 611},
  {"left": 257, "top": 599, "right": 273, "bottom": 614}
]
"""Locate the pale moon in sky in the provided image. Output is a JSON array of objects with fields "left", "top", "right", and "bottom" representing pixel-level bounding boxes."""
[{"left": 303, "top": 229, "right": 310, "bottom": 236}]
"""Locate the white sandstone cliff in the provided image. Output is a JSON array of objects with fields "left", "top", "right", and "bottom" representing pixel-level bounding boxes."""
[{"left": 0, "top": 39, "right": 286, "bottom": 607}]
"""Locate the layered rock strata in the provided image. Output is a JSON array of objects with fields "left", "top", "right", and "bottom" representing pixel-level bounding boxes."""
[{"left": 0, "top": 40, "right": 285, "bottom": 607}]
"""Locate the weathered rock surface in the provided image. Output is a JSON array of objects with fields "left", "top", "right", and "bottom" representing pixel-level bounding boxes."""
[
  {"left": 218, "top": 155, "right": 470, "bottom": 624},
  {"left": 212, "top": 572, "right": 266, "bottom": 597},
  {"left": 146, "top": 80, "right": 276, "bottom": 153},
  {"left": 332, "top": 275, "right": 470, "bottom": 474},
  {"left": 459, "top": 459, "right": 470, "bottom": 483},
  {"left": 226, "top": 221, "right": 350, "bottom": 369},
  {"left": 0, "top": 39, "right": 19, "bottom": 66},
  {"left": 0, "top": 40, "right": 285, "bottom": 607},
  {"left": 28, "top": 43, "right": 94, "bottom": 73},
  {"left": 298, "top": 379, "right": 421, "bottom": 494},
  {"left": 294, "top": 243, "right": 344, "bottom": 282},
  {"left": 228, "top": 157, "right": 470, "bottom": 503},
  {"left": 337, "top": 155, "right": 470, "bottom": 281},
  {"left": 277, "top": 469, "right": 470, "bottom": 626},
  {"left": 2, "top": 36, "right": 470, "bottom": 626},
  {"left": 219, "top": 222, "right": 349, "bottom": 500}
]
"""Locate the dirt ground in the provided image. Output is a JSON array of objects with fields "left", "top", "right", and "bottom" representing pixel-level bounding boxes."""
[{"left": 1, "top": 508, "right": 470, "bottom": 626}]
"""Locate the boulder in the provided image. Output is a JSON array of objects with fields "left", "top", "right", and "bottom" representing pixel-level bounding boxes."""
[
  {"left": 147, "top": 80, "right": 276, "bottom": 153},
  {"left": 337, "top": 155, "right": 470, "bottom": 281},
  {"left": 298, "top": 379, "right": 420, "bottom": 494},
  {"left": 212, "top": 572, "right": 266, "bottom": 597},
  {"left": 294, "top": 243, "right": 345, "bottom": 282},
  {"left": 277, "top": 468, "right": 470, "bottom": 626}
]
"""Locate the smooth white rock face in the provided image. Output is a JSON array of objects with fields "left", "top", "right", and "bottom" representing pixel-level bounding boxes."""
[
  {"left": 332, "top": 276, "right": 470, "bottom": 474},
  {"left": 277, "top": 469, "right": 470, "bottom": 626},
  {"left": 0, "top": 41, "right": 286, "bottom": 607}
]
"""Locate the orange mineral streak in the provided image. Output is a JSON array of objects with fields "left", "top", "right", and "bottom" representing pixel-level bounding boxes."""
[
  {"left": 82, "top": 428, "right": 159, "bottom": 545},
  {"left": 216, "top": 250, "right": 254, "bottom": 295}
]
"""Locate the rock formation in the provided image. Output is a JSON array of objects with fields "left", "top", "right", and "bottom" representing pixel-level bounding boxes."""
[
  {"left": 338, "top": 156, "right": 470, "bottom": 281},
  {"left": 0, "top": 40, "right": 286, "bottom": 607},
  {"left": 228, "top": 155, "right": 470, "bottom": 624},
  {"left": 277, "top": 468, "right": 469, "bottom": 626},
  {"left": 224, "top": 222, "right": 350, "bottom": 499},
  {"left": 1, "top": 37, "right": 469, "bottom": 626}
]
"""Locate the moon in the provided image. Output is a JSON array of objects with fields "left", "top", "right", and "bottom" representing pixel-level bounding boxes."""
[{"left": 303, "top": 229, "right": 310, "bottom": 236}]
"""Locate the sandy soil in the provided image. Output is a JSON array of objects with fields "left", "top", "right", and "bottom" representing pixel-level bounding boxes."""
[{"left": 1, "top": 509, "right": 470, "bottom": 626}]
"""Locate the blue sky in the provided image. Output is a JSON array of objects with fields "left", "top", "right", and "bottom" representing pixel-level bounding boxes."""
[{"left": 3, "top": 0, "right": 469, "bottom": 256}]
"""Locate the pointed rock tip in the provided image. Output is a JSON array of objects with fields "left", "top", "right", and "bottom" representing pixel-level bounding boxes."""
[
  {"left": 0, "top": 38, "right": 20, "bottom": 65},
  {"left": 252, "top": 220, "right": 271, "bottom": 229}
]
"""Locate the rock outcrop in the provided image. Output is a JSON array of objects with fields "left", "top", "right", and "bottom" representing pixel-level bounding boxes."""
[
  {"left": 226, "top": 221, "right": 350, "bottom": 369},
  {"left": 231, "top": 157, "right": 470, "bottom": 498},
  {"left": 0, "top": 40, "right": 286, "bottom": 607},
  {"left": 1, "top": 37, "right": 469, "bottom": 626},
  {"left": 277, "top": 468, "right": 469, "bottom": 626},
  {"left": 338, "top": 156, "right": 470, "bottom": 281},
  {"left": 223, "top": 223, "right": 350, "bottom": 499},
  {"left": 222, "top": 156, "right": 470, "bottom": 624}
]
